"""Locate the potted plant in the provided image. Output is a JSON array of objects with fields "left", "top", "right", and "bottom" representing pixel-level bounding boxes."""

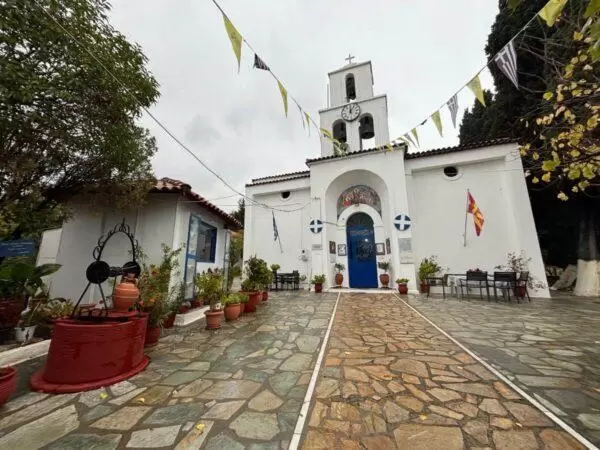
[
  {"left": 243, "top": 256, "right": 265, "bottom": 312},
  {"left": 223, "top": 292, "right": 244, "bottom": 321},
  {"left": 334, "top": 263, "right": 345, "bottom": 287},
  {"left": 15, "top": 301, "right": 43, "bottom": 343},
  {"left": 270, "top": 264, "right": 280, "bottom": 274},
  {"left": 396, "top": 278, "right": 409, "bottom": 295},
  {"left": 0, "top": 366, "right": 17, "bottom": 407},
  {"left": 0, "top": 259, "right": 61, "bottom": 333},
  {"left": 378, "top": 261, "right": 391, "bottom": 288},
  {"left": 418, "top": 256, "right": 442, "bottom": 293},
  {"left": 239, "top": 291, "right": 249, "bottom": 314},
  {"left": 197, "top": 268, "right": 225, "bottom": 329},
  {"left": 495, "top": 251, "right": 545, "bottom": 297},
  {"left": 260, "top": 262, "right": 273, "bottom": 301},
  {"left": 311, "top": 274, "right": 326, "bottom": 293},
  {"left": 164, "top": 283, "right": 185, "bottom": 328},
  {"left": 142, "top": 293, "right": 171, "bottom": 347}
]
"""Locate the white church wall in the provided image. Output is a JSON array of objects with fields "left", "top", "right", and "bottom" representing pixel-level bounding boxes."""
[
  {"left": 309, "top": 150, "right": 417, "bottom": 291},
  {"left": 244, "top": 181, "right": 312, "bottom": 282},
  {"left": 406, "top": 143, "right": 549, "bottom": 297}
]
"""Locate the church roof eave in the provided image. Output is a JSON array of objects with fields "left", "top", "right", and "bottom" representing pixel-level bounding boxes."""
[{"left": 245, "top": 170, "right": 310, "bottom": 187}]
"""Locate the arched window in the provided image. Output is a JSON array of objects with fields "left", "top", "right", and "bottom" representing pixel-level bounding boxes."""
[
  {"left": 345, "top": 74, "right": 356, "bottom": 101},
  {"left": 359, "top": 114, "right": 375, "bottom": 150},
  {"left": 332, "top": 120, "right": 347, "bottom": 143}
]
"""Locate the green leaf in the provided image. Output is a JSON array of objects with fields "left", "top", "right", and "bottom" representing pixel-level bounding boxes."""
[
  {"left": 542, "top": 160, "right": 559, "bottom": 171},
  {"left": 584, "top": 0, "right": 600, "bottom": 18},
  {"left": 508, "top": 0, "right": 521, "bottom": 12}
]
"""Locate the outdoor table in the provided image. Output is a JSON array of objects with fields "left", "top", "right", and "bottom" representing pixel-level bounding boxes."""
[{"left": 447, "top": 273, "right": 513, "bottom": 299}]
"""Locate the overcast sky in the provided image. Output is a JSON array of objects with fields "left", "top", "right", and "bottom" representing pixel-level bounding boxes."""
[{"left": 109, "top": 0, "right": 500, "bottom": 212}]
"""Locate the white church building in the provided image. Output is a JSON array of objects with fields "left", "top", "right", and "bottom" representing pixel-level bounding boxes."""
[{"left": 243, "top": 59, "right": 549, "bottom": 297}]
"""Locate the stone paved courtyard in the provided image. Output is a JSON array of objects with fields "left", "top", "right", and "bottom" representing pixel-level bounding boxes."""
[
  {"left": 302, "top": 293, "right": 586, "bottom": 450},
  {"left": 0, "top": 292, "right": 337, "bottom": 449},
  {"left": 407, "top": 294, "right": 600, "bottom": 447}
]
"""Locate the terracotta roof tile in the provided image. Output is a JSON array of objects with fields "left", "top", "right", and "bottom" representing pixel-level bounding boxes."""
[{"left": 151, "top": 177, "right": 242, "bottom": 229}]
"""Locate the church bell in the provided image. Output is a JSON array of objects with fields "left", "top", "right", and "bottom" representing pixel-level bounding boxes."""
[
  {"left": 333, "top": 121, "right": 347, "bottom": 143},
  {"left": 359, "top": 116, "right": 375, "bottom": 139}
]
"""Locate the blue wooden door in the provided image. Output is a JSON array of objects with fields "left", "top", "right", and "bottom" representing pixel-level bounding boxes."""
[{"left": 346, "top": 213, "right": 378, "bottom": 288}]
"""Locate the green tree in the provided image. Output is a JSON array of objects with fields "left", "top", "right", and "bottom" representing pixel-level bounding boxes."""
[
  {"left": 0, "top": 0, "right": 159, "bottom": 240},
  {"left": 230, "top": 198, "right": 245, "bottom": 225}
]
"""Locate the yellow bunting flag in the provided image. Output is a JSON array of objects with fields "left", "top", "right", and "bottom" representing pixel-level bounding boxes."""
[
  {"left": 320, "top": 128, "right": 333, "bottom": 139},
  {"left": 431, "top": 110, "right": 443, "bottom": 137},
  {"left": 277, "top": 81, "right": 288, "bottom": 117},
  {"left": 397, "top": 136, "right": 411, "bottom": 148},
  {"left": 539, "top": 0, "right": 568, "bottom": 26},
  {"left": 296, "top": 103, "right": 305, "bottom": 129},
  {"left": 403, "top": 133, "right": 416, "bottom": 148},
  {"left": 467, "top": 75, "right": 486, "bottom": 107},
  {"left": 305, "top": 112, "right": 311, "bottom": 135},
  {"left": 384, "top": 142, "right": 394, "bottom": 152},
  {"left": 222, "top": 15, "right": 242, "bottom": 73},
  {"left": 411, "top": 128, "right": 420, "bottom": 147}
]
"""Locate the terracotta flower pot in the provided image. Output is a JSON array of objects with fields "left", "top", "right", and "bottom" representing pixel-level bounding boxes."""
[
  {"left": 0, "top": 367, "right": 17, "bottom": 406},
  {"left": 144, "top": 326, "right": 161, "bottom": 347},
  {"left": 514, "top": 286, "right": 526, "bottom": 298},
  {"left": 262, "top": 291, "right": 268, "bottom": 302},
  {"left": 314, "top": 283, "right": 323, "bottom": 293},
  {"left": 224, "top": 303, "right": 241, "bottom": 321},
  {"left": 179, "top": 305, "right": 189, "bottom": 314},
  {"left": 190, "top": 299, "right": 202, "bottom": 308},
  {"left": 113, "top": 276, "right": 140, "bottom": 311},
  {"left": 420, "top": 282, "right": 429, "bottom": 294},
  {"left": 0, "top": 296, "right": 26, "bottom": 328},
  {"left": 245, "top": 292, "right": 261, "bottom": 313},
  {"left": 379, "top": 273, "right": 390, "bottom": 288},
  {"left": 205, "top": 310, "right": 223, "bottom": 330},
  {"left": 334, "top": 273, "right": 343, "bottom": 287},
  {"left": 163, "top": 313, "right": 175, "bottom": 329},
  {"left": 398, "top": 284, "right": 408, "bottom": 295}
]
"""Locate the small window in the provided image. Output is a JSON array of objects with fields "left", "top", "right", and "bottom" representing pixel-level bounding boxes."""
[
  {"left": 197, "top": 222, "right": 217, "bottom": 263},
  {"left": 281, "top": 191, "right": 291, "bottom": 199},
  {"left": 443, "top": 166, "right": 459, "bottom": 178},
  {"left": 346, "top": 74, "right": 356, "bottom": 101}
]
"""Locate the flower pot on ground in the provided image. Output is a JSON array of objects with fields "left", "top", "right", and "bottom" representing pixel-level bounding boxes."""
[
  {"left": 0, "top": 367, "right": 17, "bottom": 407},
  {"left": 246, "top": 291, "right": 261, "bottom": 312},
  {"left": 190, "top": 298, "right": 202, "bottom": 308},
  {"left": 334, "top": 263, "right": 345, "bottom": 288},
  {"left": 15, "top": 325, "right": 37, "bottom": 343},
  {"left": 144, "top": 326, "right": 161, "bottom": 346},
  {"left": 205, "top": 309, "right": 224, "bottom": 329},
  {"left": 378, "top": 261, "right": 391, "bottom": 288},
  {"left": 178, "top": 304, "right": 190, "bottom": 314},
  {"left": 223, "top": 293, "right": 245, "bottom": 321},
  {"left": 311, "top": 274, "right": 326, "bottom": 293},
  {"left": 396, "top": 278, "right": 409, "bottom": 295},
  {"left": 418, "top": 256, "right": 442, "bottom": 295},
  {"left": 243, "top": 256, "right": 269, "bottom": 310},
  {"left": 163, "top": 313, "right": 176, "bottom": 329},
  {"left": 239, "top": 293, "right": 249, "bottom": 314},
  {"left": 0, "top": 260, "right": 61, "bottom": 331},
  {"left": 196, "top": 268, "right": 225, "bottom": 329}
]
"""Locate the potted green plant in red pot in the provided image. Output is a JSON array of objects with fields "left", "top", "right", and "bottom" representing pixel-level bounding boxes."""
[
  {"left": 418, "top": 256, "right": 442, "bottom": 294},
  {"left": 378, "top": 260, "right": 391, "bottom": 288},
  {"left": 311, "top": 274, "right": 326, "bottom": 293},
  {"left": 0, "top": 259, "right": 61, "bottom": 340},
  {"left": 243, "top": 256, "right": 265, "bottom": 312},
  {"left": 396, "top": 278, "right": 409, "bottom": 295},
  {"left": 197, "top": 268, "right": 225, "bottom": 329},
  {"left": 0, "top": 366, "right": 17, "bottom": 407},
  {"left": 238, "top": 291, "right": 249, "bottom": 314},
  {"left": 223, "top": 292, "right": 244, "bottom": 321},
  {"left": 334, "top": 263, "right": 345, "bottom": 288}
]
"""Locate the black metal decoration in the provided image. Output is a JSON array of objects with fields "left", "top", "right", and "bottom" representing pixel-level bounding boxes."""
[{"left": 71, "top": 220, "right": 141, "bottom": 320}]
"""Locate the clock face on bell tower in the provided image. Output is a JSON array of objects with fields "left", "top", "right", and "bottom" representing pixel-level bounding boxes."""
[{"left": 341, "top": 103, "right": 360, "bottom": 122}]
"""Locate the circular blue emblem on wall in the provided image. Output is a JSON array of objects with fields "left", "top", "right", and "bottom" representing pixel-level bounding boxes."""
[
  {"left": 309, "top": 219, "right": 324, "bottom": 234},
  {"left": 394, "top": 214, "right": 411, "bottom": 231}
]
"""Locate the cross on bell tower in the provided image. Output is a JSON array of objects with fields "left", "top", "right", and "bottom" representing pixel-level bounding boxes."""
[{"left": 345, "top": 53, "right": 355, "bottom": 65}]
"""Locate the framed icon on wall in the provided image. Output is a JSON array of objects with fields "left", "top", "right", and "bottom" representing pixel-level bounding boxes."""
[
  {"left": 385, "top": 238, "right": 391, "bottom": 254},
  {"left": 376, "top": 243, "right": 385, "bottom": 255},
  {"left": 337, "top": 244, "right": 347, "bottom": 256},
  {"left": 329, "top": 241, "right": 336, "bottom": 254}
]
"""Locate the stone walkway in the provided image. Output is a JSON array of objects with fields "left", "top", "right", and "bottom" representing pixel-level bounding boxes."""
[
  {"left": 302, "top": 293, "right": 585, "bottom": 449},
  {"left": 407, "top": 294, "right": 600, "bottom": 447},
  {"left": 0, "top": 292, "right": 337, "bottom": 449}
]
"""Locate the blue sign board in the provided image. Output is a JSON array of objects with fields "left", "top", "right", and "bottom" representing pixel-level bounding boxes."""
[{"left": 0, "top": 239, "right": 36, "bottom": 257}]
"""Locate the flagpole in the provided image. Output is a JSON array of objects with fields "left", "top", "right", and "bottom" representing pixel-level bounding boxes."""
[
  {"left": 278, "top": 234, "right": 283, "bottom": 254},
  {"left": 463, "top": 189, "right": 469, "bottom": 247}
]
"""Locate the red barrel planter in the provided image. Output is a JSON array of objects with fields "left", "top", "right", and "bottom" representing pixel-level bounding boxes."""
[
  {"left": 245, "top": 292, "right": 261, "bottom": 313},
  {"left": 30, "top": 311, "right": 149, "bottom": 393},
  {"left": 0, "top": 367, "right": 17, "bottom": 406}
]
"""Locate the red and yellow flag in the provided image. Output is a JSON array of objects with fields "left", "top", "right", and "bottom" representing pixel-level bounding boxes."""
[{"left": 467, "top": 192, "right": 484, "bottom": 236}]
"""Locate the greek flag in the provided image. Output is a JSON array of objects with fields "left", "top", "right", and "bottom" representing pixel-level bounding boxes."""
[
  {"left": 272, "top": 211, "right": 279, "bottom": 241},
  {"left": 253, "top": 53, "right": 270, "bottom": 71},
  {"left": 494, "top": 40, "right": 519, "bottom": 89},
  {"left": 447, "top": 94, "right": 459, "bottom": 128}
]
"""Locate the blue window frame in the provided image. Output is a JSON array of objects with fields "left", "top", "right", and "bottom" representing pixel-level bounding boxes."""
[{"left": 183, "top": 215, "right": 218, "bottom": 299}]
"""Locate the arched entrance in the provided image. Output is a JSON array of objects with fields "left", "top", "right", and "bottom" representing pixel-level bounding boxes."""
[{"left": 346, "top": 212, "right": 378, "bottom": 288}]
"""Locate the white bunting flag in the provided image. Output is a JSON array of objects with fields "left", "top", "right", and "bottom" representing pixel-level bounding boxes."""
[
  {"left": 447, "top": 94, "right": 459, "bottom": 128},
  {"left": 494, "top": 40, "right": 519, "bottom": 89}
]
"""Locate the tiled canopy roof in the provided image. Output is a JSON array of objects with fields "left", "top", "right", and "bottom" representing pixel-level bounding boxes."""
[
  {"left": 247, "top": 138, "right": 517, "bottom": 187},
  {"left": 152, "top": 177, "right": 242, "bottom": 229}
]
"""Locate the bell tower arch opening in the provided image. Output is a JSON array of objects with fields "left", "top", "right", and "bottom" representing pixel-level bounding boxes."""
[
  {"left": 359, "top": 114, "right": 375, "bottom": 150},
  {"left": 345, "top": 74, "right": 356, "bottom": 101}
]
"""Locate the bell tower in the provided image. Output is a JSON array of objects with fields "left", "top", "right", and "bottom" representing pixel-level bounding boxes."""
[{"left": 318, "top": 57, "right": 390, "bottom": 157}]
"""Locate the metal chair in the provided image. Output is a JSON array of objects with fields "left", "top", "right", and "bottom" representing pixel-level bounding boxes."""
[
  {"left": 516, "top": 271, "right": 531, "bottom": 302},
  {"left": 425, "top": 274, "right": 448, "bottom": 299},
  {"left": 460, "top": 271, "right": 490, "bottom": 300},
  {"left": 492, "top": 271, "right": 517, "bottom": 302}
]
